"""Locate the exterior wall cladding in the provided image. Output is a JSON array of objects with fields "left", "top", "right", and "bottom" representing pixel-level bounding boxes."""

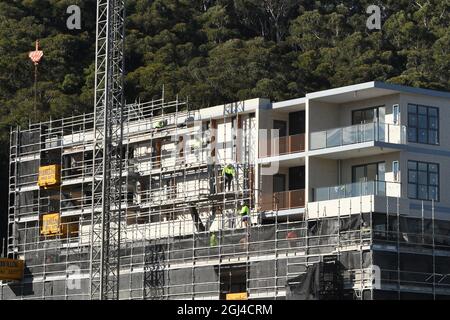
[{"left": 2, "top": 81, "right": 450, "bottom": 300}]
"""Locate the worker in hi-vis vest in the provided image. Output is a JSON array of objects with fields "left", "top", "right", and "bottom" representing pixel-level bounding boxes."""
[
  {"left": 222, "top": 164, "right": 235, "bottom": 191},
  {"left": 155, "top": 120, "right": 165, "bottom": 129},
  {"left": 210, "top": 232, "right": 218, "bottom": 247},
  {"left": 240, "top": 202, "right": 250, "bottom": 228}
]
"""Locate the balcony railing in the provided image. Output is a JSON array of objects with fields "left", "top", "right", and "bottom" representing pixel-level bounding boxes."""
[
  {"left": 314, "top": 180, "right": 401, "bottom": 202},
  {"left": 260, "top": 189, "right": 305, "bottom": 211},
  {"left": 310, "top": 122, "right": 406, "bottom": 150},
  {"left": 260, "top": 134, "right": 305, "bottom": 157}
]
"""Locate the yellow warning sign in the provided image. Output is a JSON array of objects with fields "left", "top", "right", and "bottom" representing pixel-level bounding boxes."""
[
  {"left": 38, "top": 165, "right": 61, "bottom": 188},
  {"left": 41, "top": 213, "right": 61, "bottom": 235},
  {"left": 0, "top": 258, "right": 24, "bottom": 281}
]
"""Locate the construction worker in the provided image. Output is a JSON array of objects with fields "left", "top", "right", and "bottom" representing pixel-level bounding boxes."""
[
  {"left": 240, "top": 202, "right": 250, "bottom": 229},
  {"left": 286, "top": 231, "right": 298, "bottom": 248},
  {"left": 210, "top": 232, "right": 218, "bottom": 247},
  {"left": 222, "top": 163, "right": 235, "bottom": 192},
  {"left": 155, "top": 120, "right": 165, "bottom": 129}
]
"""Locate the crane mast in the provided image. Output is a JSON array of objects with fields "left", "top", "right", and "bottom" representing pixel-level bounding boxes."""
[{"left": 89, "top": 0, "right": 125, "bottom": 300}]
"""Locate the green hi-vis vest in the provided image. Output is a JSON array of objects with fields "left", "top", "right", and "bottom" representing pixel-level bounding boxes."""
[
  {"left": 155, "top": 120, "right": 165, "bottom": 128},
  {"left": 240, "top": 205, "right": 250, "bottom": 216},
  {"left": 210, "top": 234, "right": 218, "bottom": 247},
  {"left": 223, "top": 165, "right": 235, "bottom": 176}
]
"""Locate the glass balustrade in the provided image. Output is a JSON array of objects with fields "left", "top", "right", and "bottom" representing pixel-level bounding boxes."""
[
  {"left": 310, "top": 123, "right": 406, "bottom": 150},
  {"left": 314, "top": 180, "right": 401, "bottom": 201}
]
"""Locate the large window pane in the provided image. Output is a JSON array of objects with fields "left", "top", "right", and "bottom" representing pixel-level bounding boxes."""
[
  {"left": 377, "top": 162, "right": 386, "bottom": 181},
  {"left": 418, "top": 163, "right": 428, "bottom": 171},
  {"left": 429, "top": 164, "right": 438, "bottom": 173},
  {"left": 408, "top": 184, "right": 417, "bottom": 199},
  {"left": 407, "top": 104, "right": 439, "bottom": 145},
  {"left": 418, "top": 171, "right": 427, "bottom": 184},
  {"left": 429, "top": 117, "right": 438, "bottom": 130},
  {"left": 366, "top": 164, "right": 378, "bottom": 181},
  {"left": 429, "top": 173, "right": 438, "bottom": 186},
  {"left": 364, "top": 109, "right": 375, "bottom": 122},
  {"left": 418, "top": 129, "right": 428, "bottom": 143},
  {"left": 408, "top": 114, "right": 417, "bottom": 126},
  {"left": 408, "top": 161, "right": 417, "bottom": 170},
  {"left": 428, "top": 130, "right": 438, "bottom": 145},
  {"left": 418, "top": 106, "right": 427, "bottom": 115},
  {"left": 418, "top": 185, "right": 428, "bottom": 199},
  {"left": 408, "top": 104, "right": 417, "bottom": 113},
  {"left": 353, "top": 111, "right": 362, "bottom": 124},
  {"left": 429, "top": 187, "right": 438, "bottom": 201},
  {"left": 408, "top": 128, "right": 417, "bottom": 142},
  {"left": 407, "top": 161, "right": 439, "bottom": 201},
  {"left": 408, "top": 170, "right": 417, "bottom": 183},
  {"left": 429, "top": 108, "right": 438, "bottom": 117},
  {"left": 353, "top": 166, "right": 366, "bottom": 182},
  {"left": 418, "top": 115, "right": 427, "bottom": 129}
]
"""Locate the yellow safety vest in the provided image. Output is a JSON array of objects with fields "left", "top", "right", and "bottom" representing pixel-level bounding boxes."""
[
  {"left": 223, "top": 166, "right": 235, "bottom": 176},
  {"left": 240, "top": 206, "right": 249, "bottom": 216},
  {"left": 210, "top": 234, "right": 218, "bottom": 247}
]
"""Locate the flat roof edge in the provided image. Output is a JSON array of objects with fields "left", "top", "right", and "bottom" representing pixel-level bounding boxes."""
[
  {"left": 373, "top": 81, "right": 450, "bottom": 99},
  {"left": 306, "top": 81, "right": 377, "bottom": 99},
  {"left": 272, "top": 97, "right": 306, "bottom": 109},
  {"left": 305, "top": 81, "right": 450, "bottom": 100}
]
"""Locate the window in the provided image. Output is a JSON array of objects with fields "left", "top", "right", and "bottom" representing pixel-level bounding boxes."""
[
  {"left": 393, "top": 161, "right": 399, "bottom": 181},
  {"left": 273, "top": 120, "right": 287, "bottom": 137},
  {"left": 352, "top": 162, "right": 385, "bottom": 182},
  {"left": 273, "top": 174, "right": 286, "bottom": 193},
  {"left": 407, "top": 161, "right": 439, "bottom": 201},
  {"left": 352, "top": 107, "right": 380, "bottom": 125},
  {"left": 407, "top": 104, "right": 439, "bottom": 145},
  {"left": 393, "top": 104, "right": 400, "bottom": 125}
]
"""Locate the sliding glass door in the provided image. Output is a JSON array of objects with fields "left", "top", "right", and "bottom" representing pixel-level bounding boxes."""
[
  {"left": 352, "top": 106, "right": 385, "bottom": 141},
  {"left": 352, "top": 162, "right": 386, "bottom": 196}
]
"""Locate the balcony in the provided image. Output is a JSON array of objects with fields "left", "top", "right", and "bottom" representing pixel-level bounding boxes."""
[
  {"left": 260, "top": 189, "right": 305, "bottom": 211},
  {"left": 314, "top": 180, "right": 401, "bottom": 202},
  {"left": 260, "top": 134, "right": 305, "bottom": 158},
  {"left": 310, "top": 123, "right": 406, "bottom": 151}
]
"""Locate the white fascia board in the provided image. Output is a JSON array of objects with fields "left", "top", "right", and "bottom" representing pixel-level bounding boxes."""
[
  {"left": 272, "top": 97, "right": 306, "bottom": 110},
  {"left": 257, "top": 151, "right": 306, "bottom": 164},
  {"left": 306, "top": 81, "right": 450, "bottom": 101},
  {"left": 307, "top": 141, "right": 376, "bottom": 157},
  {"left": 306, "top": 81, "right": 378, "bottom": 100},
  {"left": 374, "top": 81, "right": 450, "bottom": 99}
]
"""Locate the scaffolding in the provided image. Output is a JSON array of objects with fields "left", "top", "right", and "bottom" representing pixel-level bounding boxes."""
[{"left": 3, "top": 97, "right": 450, "bottom": 300}]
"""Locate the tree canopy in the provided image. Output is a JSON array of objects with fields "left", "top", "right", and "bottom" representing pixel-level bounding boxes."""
[{"left": 1, "top": 0, "right": 448, "bottom": 129}]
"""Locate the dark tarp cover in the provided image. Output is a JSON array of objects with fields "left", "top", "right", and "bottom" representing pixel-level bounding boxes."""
[{"left": 285, "top": 264, "right": 319, "bottom": 300}]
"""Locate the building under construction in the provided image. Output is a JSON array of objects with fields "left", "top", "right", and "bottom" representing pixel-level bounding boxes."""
[{"left": 2, "top": 81, "right": 450, "bottom": 300}]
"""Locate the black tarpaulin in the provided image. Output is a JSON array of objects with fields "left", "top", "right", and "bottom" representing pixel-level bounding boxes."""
[
  {"left": 189, "top": 203, "right": 205, "bottom": 232},
  {"left": 285, "top": 264, "right": 319, "bottom": 300}
]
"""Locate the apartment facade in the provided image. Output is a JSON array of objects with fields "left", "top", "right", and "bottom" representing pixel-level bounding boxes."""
[{"left": 1, "top": 82, "right": 450, "bottom": 300}]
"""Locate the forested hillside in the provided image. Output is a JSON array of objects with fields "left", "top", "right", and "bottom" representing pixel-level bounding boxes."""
[{"left": 0, "top": 0, "right": 449, "bottom": 250}]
